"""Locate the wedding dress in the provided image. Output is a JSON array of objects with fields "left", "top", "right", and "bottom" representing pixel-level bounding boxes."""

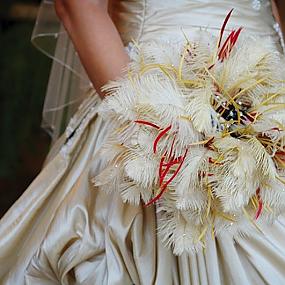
[{"left": 1, "top": 1, "right": 285, "bottom": 284}]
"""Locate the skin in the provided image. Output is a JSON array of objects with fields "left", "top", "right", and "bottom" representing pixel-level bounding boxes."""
[
  {"left": 55, "top": 0, "right": 285, "bottom": 99},
  {"left": 54, "top": 0, "right": 130, "bottom": 98}
]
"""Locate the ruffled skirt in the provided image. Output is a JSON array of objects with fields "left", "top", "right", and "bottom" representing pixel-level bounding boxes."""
[{"left": 1, "top": 92, "right": 285, "bottom": 285}]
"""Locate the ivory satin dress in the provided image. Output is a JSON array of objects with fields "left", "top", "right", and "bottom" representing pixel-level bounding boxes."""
[{"left": 1, "top": 1, "right": 285, "bottom": 284}]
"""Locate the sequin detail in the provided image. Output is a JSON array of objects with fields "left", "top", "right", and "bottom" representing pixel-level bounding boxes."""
[{"left": 252, "top": 0, "right": 262, "bottom": 10}]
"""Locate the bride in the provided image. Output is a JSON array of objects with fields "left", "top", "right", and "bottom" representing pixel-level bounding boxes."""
[{"left": 1, "top": 0, "right": 285, "bottom": 284}]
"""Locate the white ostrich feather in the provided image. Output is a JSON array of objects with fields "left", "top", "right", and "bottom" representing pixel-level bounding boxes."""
[
  {"left": 91, "top": 165, "right": 122, "bottom": 195},
  {"left": 124, "top": 155, "right": 158, "bottom": 188},
  {"left": 214, "top": 212, "right": 260, "bottom": 239},
  {"left": 119, "top": 181, "right": 152, "bottom": 205},
  {"left": 214, "top": 176, "right": 257, "bottom": 212},
  {"left": 140, "top": 40, "right": 182, "bottom": 67},
  {"left": 214, "top": 137, "right": 257, "bottom": 178},
  {"left": 174, "top": 147, "right": 209, "bottom": 193},
  {"left": 185, "top": 88, "right": 219, "bottom": 135},
  {"left": 171, "top": 148, "right": 209, "bottom": 211},
  {"left": 94, "top": 27, "right": 285, "bottom": 255},
  {"left": 95, "top": 136, "right": 124, "bottom": 165},
  {"left": 157, "top": 204, "right": 205, "bottom": 255},
  {"left": 260, "top": 179, "right": 285, "bottom": 210},
  {"left": 247, "top": 137, "right": 277, "bottom": 178},
  {"left": 170, "top": 119, "right": 201, "bottom": 154},
  {"left": 175, "top": 191, "right": 208, "bottom": 212},
  {"left": 217, "top": 36, "right": 279, "bottom": 90},
  {"left": 212, "top": 137, "right": 261, "bottom": 211},
  {"left": 91, "top": 166, "right": 113, "bottom": 187},
  {"left": 135, "top": 128, "right": 158, "bottom": 154},
  {"left": 98, "top": 78, "right": 138, "bottom": 122},
  {"left": 137, "top": 75, "right": 187, "bottom": 125}
]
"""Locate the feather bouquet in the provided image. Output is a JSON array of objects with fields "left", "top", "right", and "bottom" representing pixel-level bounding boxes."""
[{"left": 92, "top": 10, "right": 285, "bottom": 254}]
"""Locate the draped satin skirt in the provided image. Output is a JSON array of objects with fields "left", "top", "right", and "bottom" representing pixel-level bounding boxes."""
[{"left": 1, "top": 92, "right": 285, "bottom": 285}]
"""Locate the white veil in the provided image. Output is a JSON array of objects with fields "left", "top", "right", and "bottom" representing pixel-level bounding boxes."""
[{"left": 31, "top": 0, "right": 93, "bottom": 144}]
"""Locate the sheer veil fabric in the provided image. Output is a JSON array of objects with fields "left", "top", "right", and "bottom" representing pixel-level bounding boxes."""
[
  {"left": 32, "top": 0, "right": 93, "bottom": 143},
  {"left": 1, "top": 0, "right": 285, "bottom": 284}
]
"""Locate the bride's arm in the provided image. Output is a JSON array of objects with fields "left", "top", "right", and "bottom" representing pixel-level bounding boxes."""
[
  {"left": 54, "top": 0, "right": 130, "bottom": 98},
  {"left": 272, "top": 0, "right": 285, "bottom": 38}
]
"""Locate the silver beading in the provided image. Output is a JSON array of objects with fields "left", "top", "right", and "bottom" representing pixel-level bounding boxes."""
[{"left": 252, "top": 0, "right": 262, "bottom": 10}]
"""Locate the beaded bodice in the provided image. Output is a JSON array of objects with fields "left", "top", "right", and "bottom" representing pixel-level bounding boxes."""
[{"left": 109, "top": 0, "right": 284, "bottom": 52}]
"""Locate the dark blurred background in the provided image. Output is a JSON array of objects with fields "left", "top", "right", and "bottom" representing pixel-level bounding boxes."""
[{"left": 0, "top": 0, "right": 52, "bottom": 217}]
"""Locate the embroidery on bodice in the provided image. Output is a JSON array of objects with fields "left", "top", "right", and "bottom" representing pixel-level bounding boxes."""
[
  {"left": 252, "top": 0, "right": 285, "bottom": 52},
  {"left": 252, "top": 0, "right": 263, "bottom": 10}
]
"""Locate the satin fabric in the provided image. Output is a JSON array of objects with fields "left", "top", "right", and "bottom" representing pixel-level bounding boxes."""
[
  {"left": 32, "top": 1, "right": 92, "bottom": 143},
  {"left": 110, "top": 0, "right": 282, "bottom": 50},
  {"left": 1, "top": 1, "right": 285, "bottom": 284}
]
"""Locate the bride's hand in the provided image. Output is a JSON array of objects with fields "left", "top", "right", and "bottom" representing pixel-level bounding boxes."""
[{"left": 54, "top": 0, "right": 130, "bottom": 98}]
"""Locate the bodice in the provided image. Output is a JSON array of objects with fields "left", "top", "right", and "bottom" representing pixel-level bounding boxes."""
[{"left": 109, "top": 0, "right": 283, "bottom": 50}]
